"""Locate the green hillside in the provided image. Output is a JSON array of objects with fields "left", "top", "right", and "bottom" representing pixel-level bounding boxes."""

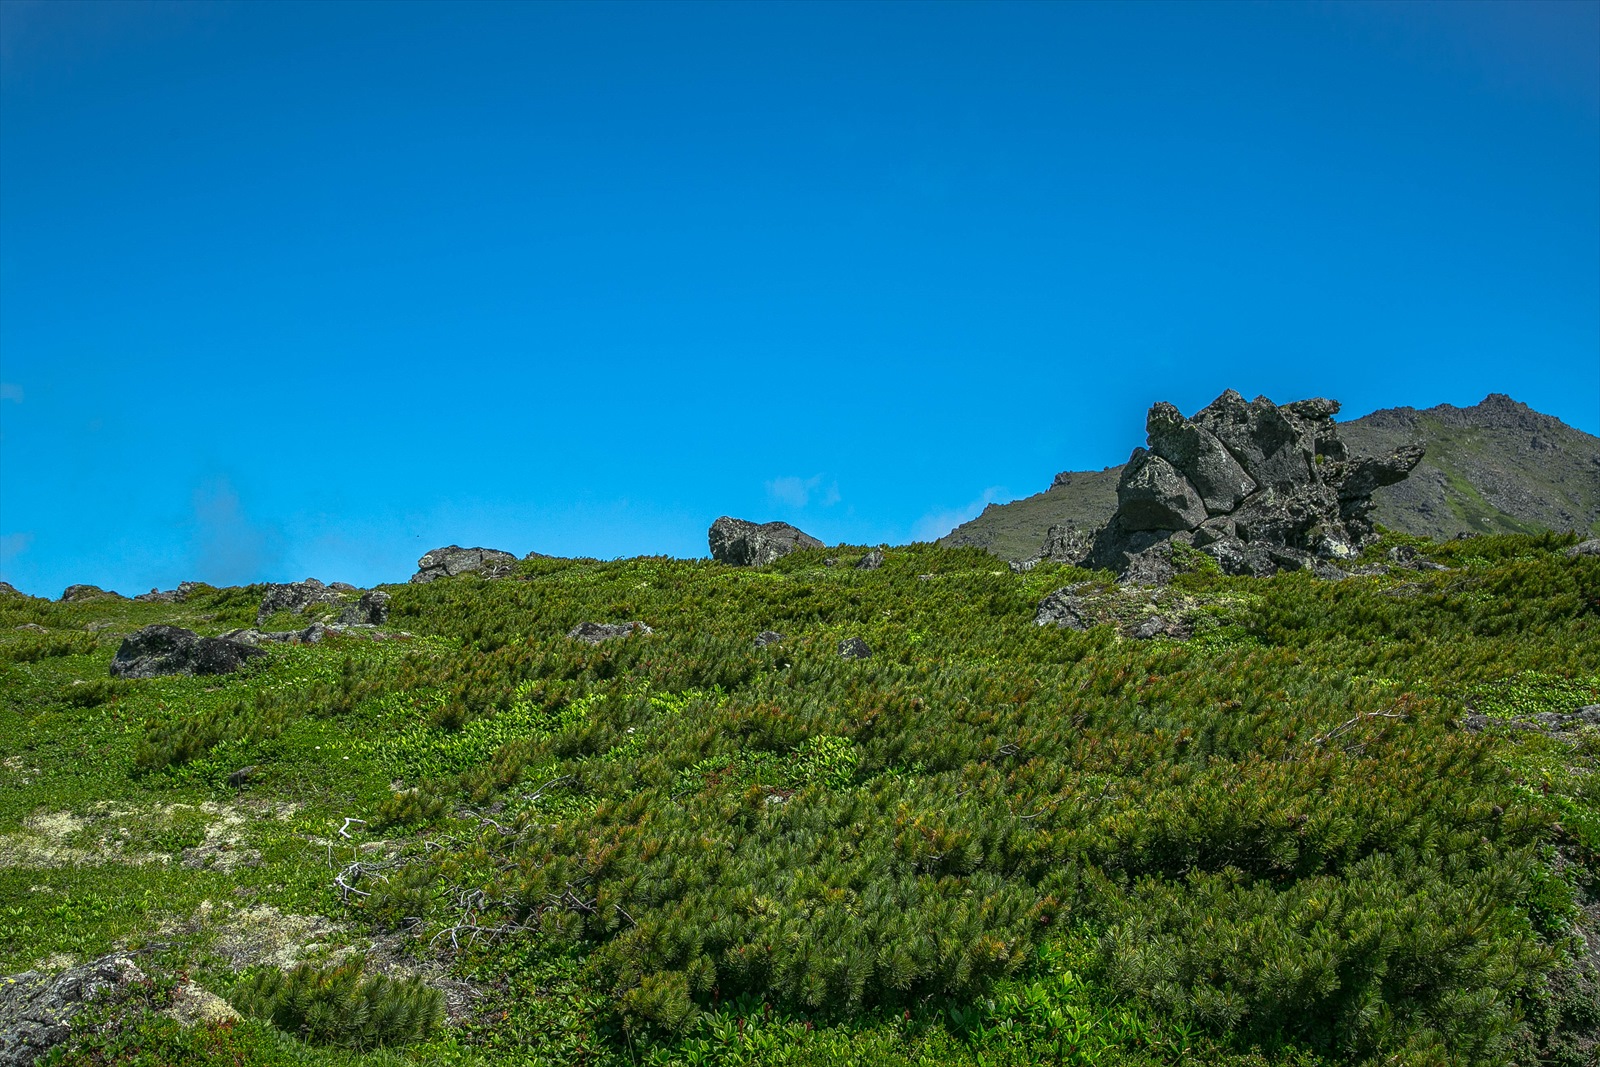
[{"left": 2, "top": 535, "right": 1597, "bottom": 1066}]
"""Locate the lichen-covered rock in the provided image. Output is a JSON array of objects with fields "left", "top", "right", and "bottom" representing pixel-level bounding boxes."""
[
  {"left": 337, "top": 589, "right": 391, "bottom": 626},
  {"left": 838, "top": 637, "right": 871, "bottom": 659},
  {"left": 410, "top": 546, "right": 519, "bottom": 584},
  {"left": 109, "top": 625, "right": 266, "bottom": 679},
  {"left": 1566, "top": 539, "right": 1600, "bottom": 559},
  {"left": 708, "top": 517, "right": 823, "bottom": 567},
  {"left": 567, "top": 621, "right": 652, "bottom": 644},
  {"left": 1034, "top": 588, "right": 1094, "bottom": 630},
  {"left": 256, "top": 578, "right": 344, "bottom": 624},
  {"left": 0, "top": 954, "right": 144, "bottom": 1066},
  {"left": 754, "top": 630, "right": 784, "bottom": 647},
  {"left": 855, "top": 550, "right": 885, "bottom": 570}
]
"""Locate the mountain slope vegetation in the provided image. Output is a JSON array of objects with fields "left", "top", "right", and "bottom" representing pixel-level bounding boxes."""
[{"left": 1, "top": 533, "right": 1597, "bottom": 1066}]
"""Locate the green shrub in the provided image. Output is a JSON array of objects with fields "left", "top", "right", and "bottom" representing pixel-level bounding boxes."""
[{"left": 227, "top": 956, "right": 444, "bottom": 1050}]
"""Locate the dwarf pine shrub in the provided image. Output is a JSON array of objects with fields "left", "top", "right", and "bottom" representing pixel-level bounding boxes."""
[{"left": 227, "top": 956, "right": 444, "bottom": 1049}]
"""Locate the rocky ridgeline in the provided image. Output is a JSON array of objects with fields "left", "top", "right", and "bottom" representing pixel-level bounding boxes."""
[{"left": 1024, "top": 390, "right": 1424, "bottom": 585}]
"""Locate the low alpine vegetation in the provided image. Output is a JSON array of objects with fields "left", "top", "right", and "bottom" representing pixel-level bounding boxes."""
[{"left": 0, "top": 532, "right": 1594, "bottom": 1066}]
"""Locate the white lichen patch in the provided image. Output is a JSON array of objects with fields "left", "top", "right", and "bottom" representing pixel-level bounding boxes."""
[
  {"left": 180, "top": 802, "right": 261, "bottom": 873},
  {"left": 0, "top": 809, "right": 168, "bottom": 869}
]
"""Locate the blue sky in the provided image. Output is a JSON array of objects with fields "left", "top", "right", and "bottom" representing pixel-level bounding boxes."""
[{"left": 2, "top": 0, "right": 1596, "bottom": 596}]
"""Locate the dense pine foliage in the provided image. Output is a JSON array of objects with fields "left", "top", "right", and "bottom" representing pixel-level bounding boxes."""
[{"left": 1, "top": 532, "right": 1595, "bottom": 1066}]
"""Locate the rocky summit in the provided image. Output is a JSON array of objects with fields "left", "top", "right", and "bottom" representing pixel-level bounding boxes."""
[{"left": 707, "top": 516, "right": 823, "bottom": 567}]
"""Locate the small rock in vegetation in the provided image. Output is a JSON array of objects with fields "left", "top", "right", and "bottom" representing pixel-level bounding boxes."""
[
  {"left": 1035, "top": 588, "right": 1094, "bottom": 630},
  {"left": 567, "top": 621, "right": 652, "bottom": 644},
  {"left": 855, "top": 549, "right": 885, "bottom": 570},
  {"left": 1566, "top": 539, "right": 1600, "bottom": 558},
  {"left": 754, "top": 630, "right": 783, "bottom": 647},
  {"left": 838, "top": 637, "right": 871, "bottom": 659},
  {"left": 410, "top": 546, "right": 519, "bottom": 583},
  {"left": 337, "top": 589, "right": 390, "bottom": 626},
  {"left": 707, "top": 517, "right": 823, "bottom": 567},
  {"left": 109, "top": 625, "right": 266, "bottom": 679}
]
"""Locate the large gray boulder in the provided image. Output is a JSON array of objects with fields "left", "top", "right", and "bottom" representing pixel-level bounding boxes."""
[
  {"left": 0, "top": 954, "right": 143, "bottom": 1066},
  {"left": 1146, "top": 402, "right": 1257, "bottom": 514},
  {"left": 708, "top": 517, "right": 823, "bottom": 567},
  {"left": 410, "top": 546, "right": 519, "bottom": 583},
  {"left": 109, "top": 624, "right": 266, "bottom": 679},
  {"left": 1116, "top": 451, "right": 1209, "bottom": 532}
]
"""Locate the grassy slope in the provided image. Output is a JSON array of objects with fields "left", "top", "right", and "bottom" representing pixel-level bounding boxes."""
[
  {"left": 939, "top": 466, "right": 1123, "bottom": 561},
  {"left": 1, "top": 537, "right": 1597, "bottom": 1067}
]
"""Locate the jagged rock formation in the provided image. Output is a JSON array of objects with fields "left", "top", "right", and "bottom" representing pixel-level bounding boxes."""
[
  {"left": 410, "top": 546, "right": 519, "bottom": 583},
  {"left": 707, "top": 517, "right": 823, "bottom": 567},
  {"left": 109, "top": 624, "right": 266, "bottom": 679},
  {"left": 855, "top": 549, "right": 885, "bottom": 570},
  {"left": 567, "top": 621, "right": 652, "bottom": 644},
  {"left": 1087, "top": 391, "right": 1423, "bottom": 583},
  {"left": 947, "top": 393, "right": 1599, "bottom": 558}
]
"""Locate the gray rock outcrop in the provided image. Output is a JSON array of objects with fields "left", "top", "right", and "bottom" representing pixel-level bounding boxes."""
[
  {"left": 109, "top": 624, "right": 266, "bottom": 679},
  {"left": 754, "top": 630, "right": 784, "bottom": 647},
  {"left": 1087, "top": 391, "right": 1424, "bottom": 582},
  {"left": 0, "top": 954, "right": 143, "bottom": 1066},
  {"left": 708, "top": 517, "right": 823, "bottom": 567},
  {"left": 1567, "top": 539, "right": 1600, "bottom": 559},
  {"left": 338, "top": 589, "right": 391, "bottom": 626},
  {"left": 567, "top": 621, "right": 652, "bottom": 644},
  {"left": 59, "top": 585, "right": 121, "bottom": 602},
  {"left": 256, "top": 578, "right": 344, "bottom": 624},
  {"left": 855, "top": 549, "right": 885, "bottom": 570},
  {"left": 410, "top": 546, "right": 519, "bottom": 584}
]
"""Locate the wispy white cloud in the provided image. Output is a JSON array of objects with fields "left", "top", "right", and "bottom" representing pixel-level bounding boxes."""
[
  {"left": 189, "top": 478, "right": 284, "bottom": 585},
  {"left": 765, "top": 474, "right": 840, "bottom": 510},
  {"left": 0, "top": 383, "right": 22, "bottom": 403},
  {"left": 911, "top": 486, "right": 1008, "bottom": 543},
  {"left": 0, "top": 531, "right": 34, "bottom": 563}
]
